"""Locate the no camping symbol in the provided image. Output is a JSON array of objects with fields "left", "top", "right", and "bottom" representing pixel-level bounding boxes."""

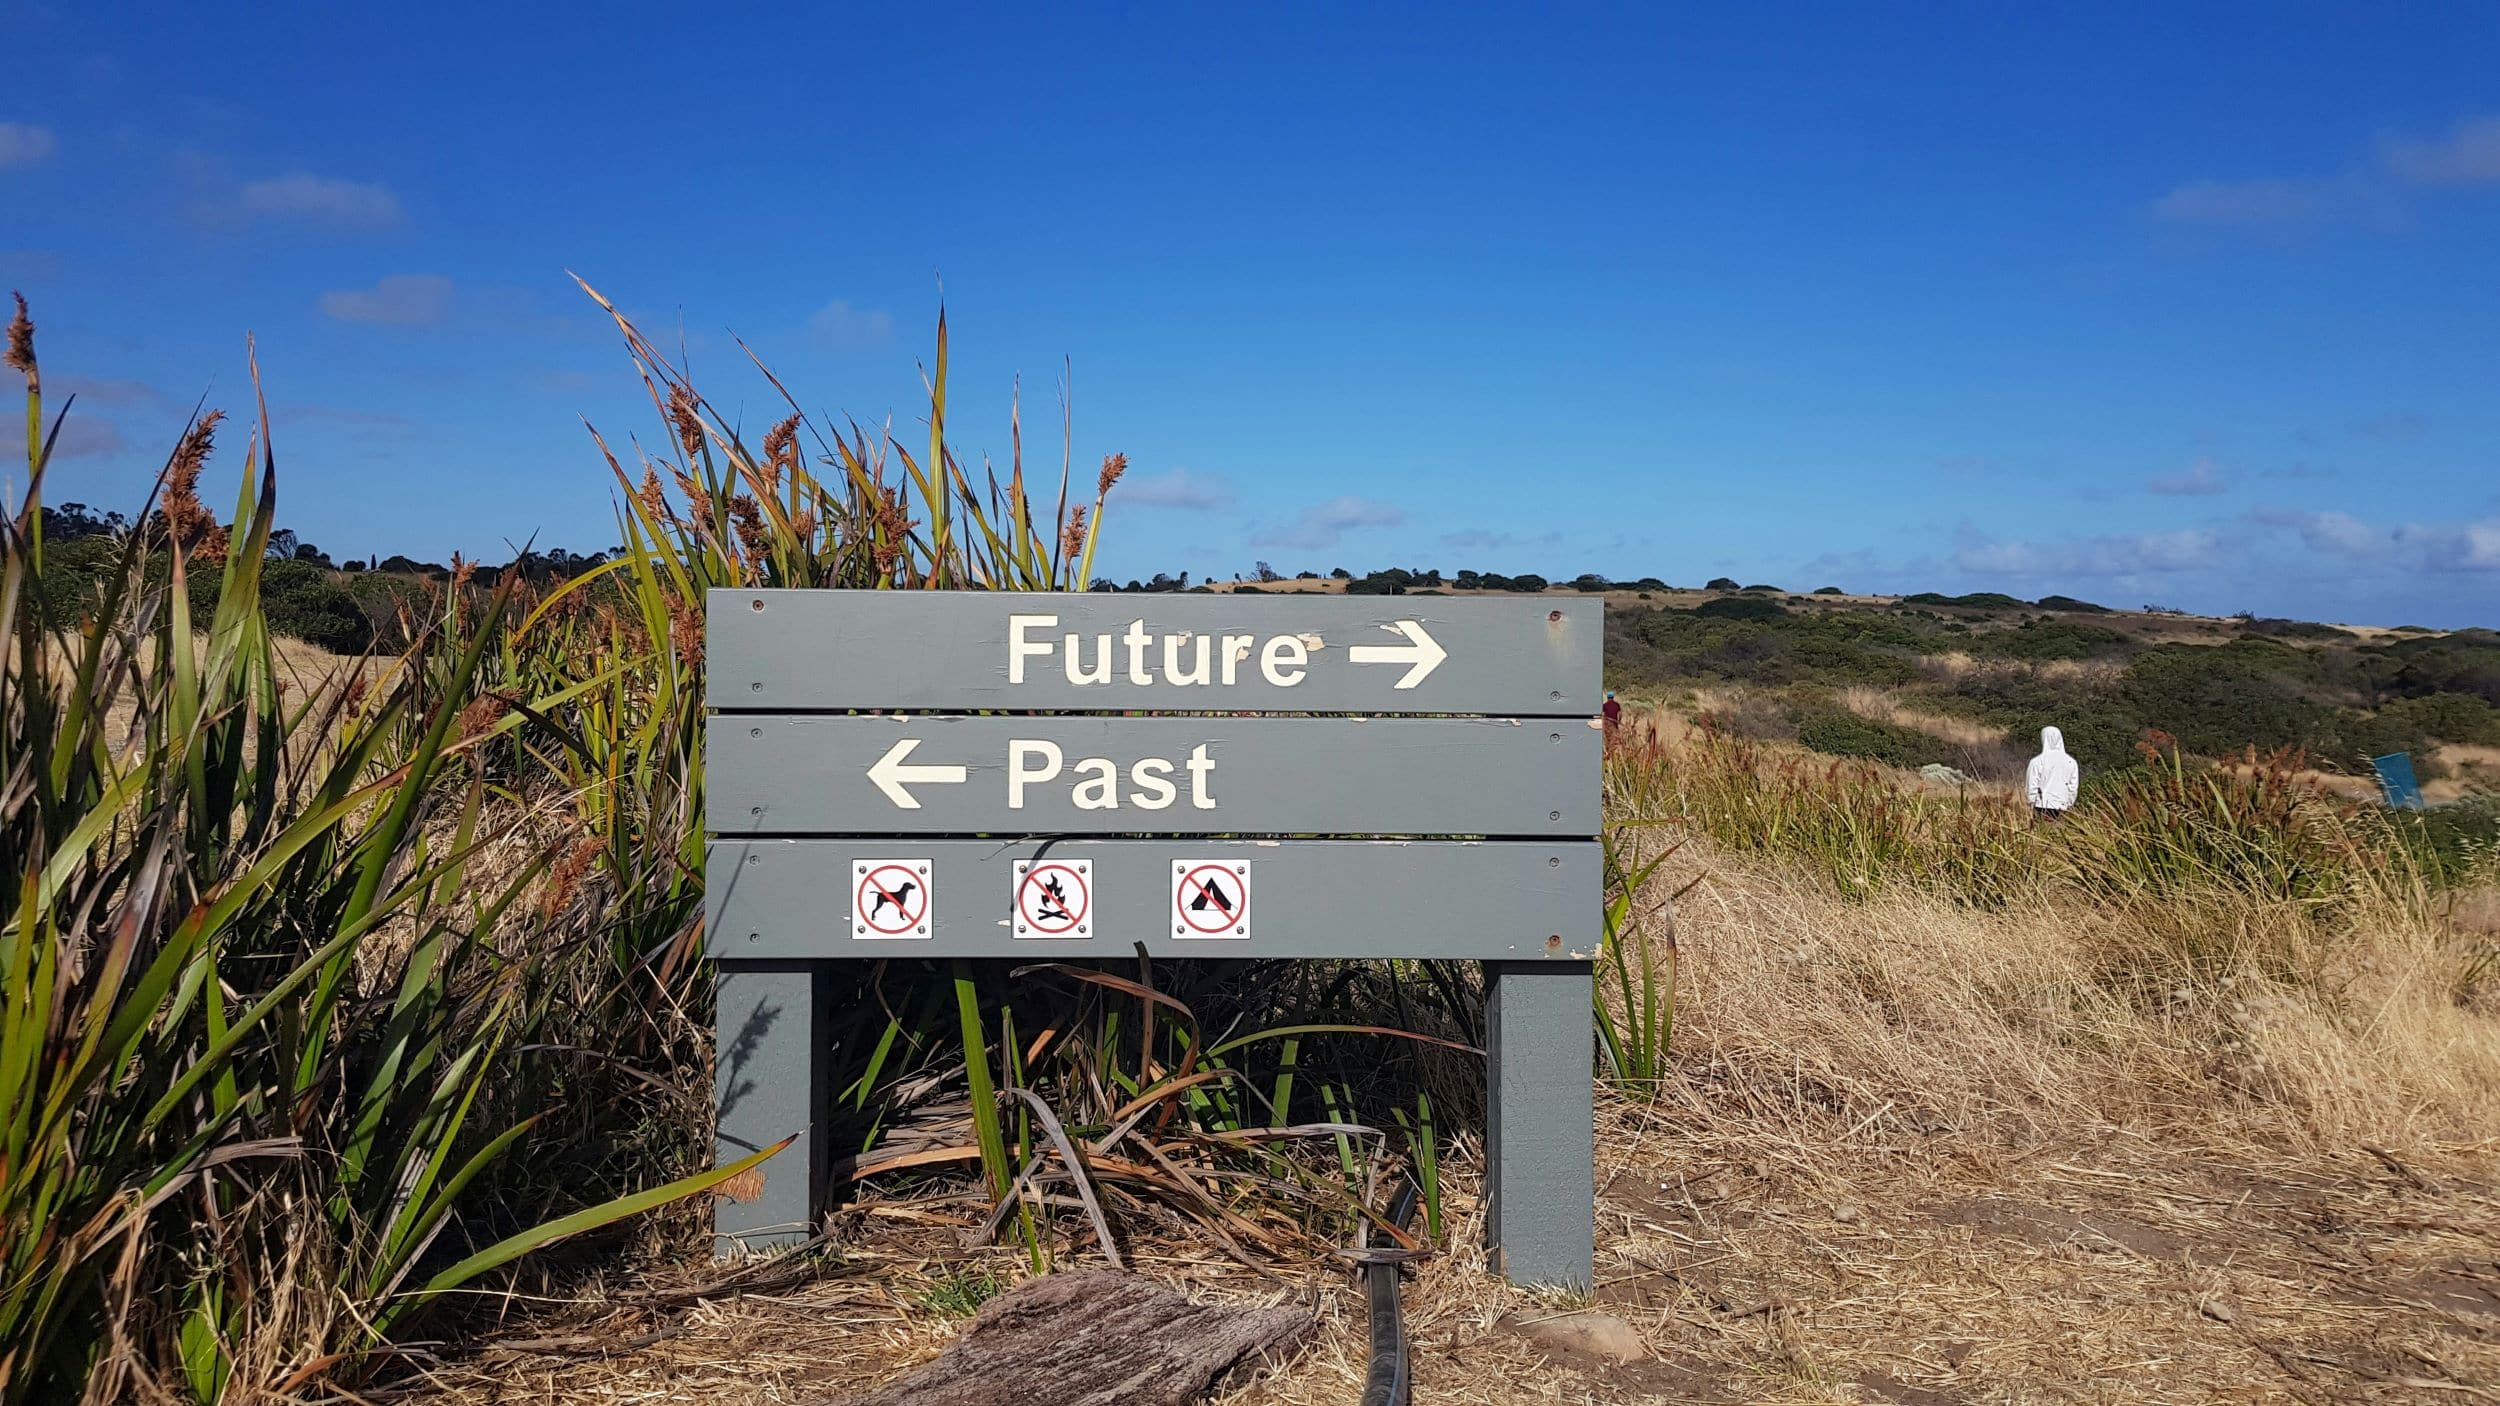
[
  {"left": 1172, "top": 861, "right": 1250, "bottom": 939},
  {"left": 1013, "top": 859, "right": 1092, "bottom": 938},
  {"left": 852, "top": 859, "right": 932, "bottom": 939}
]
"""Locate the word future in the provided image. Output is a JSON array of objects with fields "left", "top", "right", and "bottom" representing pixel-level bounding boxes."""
[
  {"left": 870, "top": 738, "right": 1218, "bottom": 811},
  {"left": 1007, "top": 614, "right": 1447, "bottom": 689}
]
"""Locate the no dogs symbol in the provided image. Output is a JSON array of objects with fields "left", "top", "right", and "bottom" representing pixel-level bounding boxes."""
[
  {"left": 853, "top": 859, "right": 932, "bottom": 939},
  {"left": 1172, "top": 861, "right": 1250, "bottom": 939},
  {"left": 1013, "top": 859, "right": 1092, "bottom": 938}
]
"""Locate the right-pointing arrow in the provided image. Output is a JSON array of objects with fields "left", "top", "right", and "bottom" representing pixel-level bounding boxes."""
[
  {"left": 866, "top": 737, "right": 968, "bottom": 809},
  {"left": 1348, "top": 618, "right": 1448, "bottom": 689}
]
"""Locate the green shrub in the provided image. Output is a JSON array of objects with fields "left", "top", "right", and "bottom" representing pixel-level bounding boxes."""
[
  {"left": 2367, "top": 631, "right": 2500, "bottom": 707},
  {"left": 1902, "top": 591, "right": 2029, "bottom": 610},
  {"left": 2377, "top": 692, "right": 2500, "bottom": 745},
  {"left": 1704, "top": 576, "right": 1739, "bottom": 591},
  {"left": 1694, "top": 594, "right": 1786, "bottom": 621},
  {"left": 1811, "top": 585, "right": 1843, "bottom": 595},
  {"left": 2119, "top": 640, "right": 2334, "bottom": 759},
  {"left": 33, "top": 533, "right": 124, "bottom": 620},
  {"left": 1796, "top": 708, "right": 1951, "bottom": 769},
  {"left": 2241, "top": 616, "right": 2351, "bottom": 641},
  {"left": 1990, "top": 618, "right": 2129, "bottom": 662},
  {"left": 2035, "top": 594, "right": 2110, "bottom": 613},
  {"left": 1997, "top": 713, "right": 2149, "bottom": 775},
  {"left": 185, "top": 557, "right": 374, "bottom": 653},
  {"left": 2315, "top": 709, "right": 2434, "bottom": 772}
]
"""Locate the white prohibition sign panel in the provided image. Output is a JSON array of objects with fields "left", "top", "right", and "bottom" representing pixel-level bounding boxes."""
[
  {"left": 852, "top": 859, "right": 932, "bottom": 939},
  {"left": 1172, "top": 860, "right": 1250, "bottom": 939},
  {"left": 1013, "top": 859, "right": 1092, "bottom": 939}
]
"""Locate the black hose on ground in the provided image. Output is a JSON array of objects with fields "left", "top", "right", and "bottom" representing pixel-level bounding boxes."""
[{"left": 1357, "top": 1182, "right": 1422, "bottom": 1406}]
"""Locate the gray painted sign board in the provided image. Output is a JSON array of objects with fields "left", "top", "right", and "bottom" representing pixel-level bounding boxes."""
[
  {"left": 708, "top": 589, "right": 1600, "bottom": 715},
  {"left": 710, "top": 838, "right": 1601, "bottom": 960},
  {"left": 705, "top": 589, "right": 1599, "bottom": 1289},
  {"left": 711, "top": 714, "right": 1600, "bottom": 837}
]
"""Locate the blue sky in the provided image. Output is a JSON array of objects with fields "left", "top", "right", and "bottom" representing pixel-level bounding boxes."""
[{"left": 6, "top": 3, "right": 2498, "bottom": 625}]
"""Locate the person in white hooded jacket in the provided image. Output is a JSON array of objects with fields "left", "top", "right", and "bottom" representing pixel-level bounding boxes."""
[{"left": 2026, "top": 725, "right": 2080, "bottom": 820}]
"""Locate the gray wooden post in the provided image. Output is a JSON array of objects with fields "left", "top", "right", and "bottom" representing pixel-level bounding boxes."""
[
  {"left": 714, "top": 960, "right": 830, "bottom": 1254},
  {"left": 1483, "top": 960, "right": 1594, "bottom": 1288}
]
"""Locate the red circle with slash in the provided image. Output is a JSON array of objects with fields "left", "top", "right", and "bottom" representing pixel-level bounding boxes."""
[
  {"left": 1175, "top": 864, "right": 1247, "bottom": 935},
  {"left": 855, "top": 864, "right": 927, "bottom": 936},
  {"left": 1016, "top": 863, "right": 1089, "bottom": 935}
]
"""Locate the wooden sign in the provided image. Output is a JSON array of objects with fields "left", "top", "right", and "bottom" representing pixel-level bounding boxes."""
[{"left": 706, "top": 588, "right": 1598, "bottom": 1288}]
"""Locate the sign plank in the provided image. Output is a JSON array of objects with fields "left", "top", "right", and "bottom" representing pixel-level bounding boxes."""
[
  {"left": 710, "top": 714, "right": 1600, "bottom": 837},
  {"left": 710, "top": 839, "right": 1601, "bottom": 960},
  {"left": 707, "top": 590, "right": 1600, "bottom": 716}
]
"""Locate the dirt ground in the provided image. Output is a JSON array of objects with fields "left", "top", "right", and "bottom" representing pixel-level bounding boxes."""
[{"left": 392, "top": 1102, "right": 2498, "bottom": 1406}]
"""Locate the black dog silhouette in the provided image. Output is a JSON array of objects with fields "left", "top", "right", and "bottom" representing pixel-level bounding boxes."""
[{"left": 868, "top": 880, "right": 918, "bottom": 920}]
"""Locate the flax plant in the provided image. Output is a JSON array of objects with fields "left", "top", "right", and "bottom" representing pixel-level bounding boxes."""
[{"left": 0, "top": 303, "right": 770, "bottom": 1405}]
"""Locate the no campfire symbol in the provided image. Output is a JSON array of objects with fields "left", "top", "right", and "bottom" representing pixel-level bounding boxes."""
[
  {"left": 1012, "top": 859, "right": 1092, "bottom": 938},
  {"left": 1171, "top": 861, "right": 1250, "bottom": 939},
  {"left": 852, "top": 859, "right": 932, "bottom": 939}
]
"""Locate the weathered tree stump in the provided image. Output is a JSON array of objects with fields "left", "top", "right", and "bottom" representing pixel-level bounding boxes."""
[{"left": 838, "top": 1269, "right": 1312, "bottom": 1406}]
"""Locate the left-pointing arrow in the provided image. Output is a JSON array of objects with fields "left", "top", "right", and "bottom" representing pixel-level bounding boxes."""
[{"left": 867, "top": 738, "right": 968, "bottom": 808}]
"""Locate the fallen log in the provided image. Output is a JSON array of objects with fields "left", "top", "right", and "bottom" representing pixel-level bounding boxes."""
[{"left": 838, "top": 1268, "right": 1312, "bottom": 1406}]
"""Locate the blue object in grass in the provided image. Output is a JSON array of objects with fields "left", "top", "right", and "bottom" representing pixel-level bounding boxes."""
[{"left": 2370, "top": 752, "right": 2426, "bottom": 811}]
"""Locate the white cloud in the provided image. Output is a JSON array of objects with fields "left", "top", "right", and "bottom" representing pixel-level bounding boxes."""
[
  {"left": 0, "top": 123, "right": 56, "bottom": 168},
  {"left": 2249, "top": 506, "right": 2384, "bottom": 559},
  {"left": 1119, "top": 467, "right": 1235, "bottom": 512},
  {"left": 807, "top": 299, "right": 894, "bottom": 352},
  {"left": 2149, "top": 113, "right": 2500, "bottom": 235},
  {"left": 1954, "top": 529, "right": 2220, "bottom": 578},
  {"left": 2147, "top": 457, "right": 2230, "bottom": 497},
  {"left": 2149, "top": 178, "right": 2332, "bottom": 228},
  {"left": 319, "top": 274, "right": 452, "bottom": 327},
  {"left": 1442, "top": 528, "right": 1564, "bottom": 554},
  {"left": 47, "top": 416, "right": 126, "bottom": 461},
  {"left": 238, "top": 174, "right": 403, "bottom": 229},
  {"left": 2395, "top": 519, "right": 2500, "bottom": 572},
  {"left": 1250, "top": 496, "right": 1406, "bottom": 551},
  {"left": 2384, "top": 115, "right": 2500, "bottom": 187},
  {"left": 54, "top": 375, "right": 165, "bottom": 409}
]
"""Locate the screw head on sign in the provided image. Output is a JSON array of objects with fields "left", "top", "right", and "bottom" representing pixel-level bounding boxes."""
[
  {"left": 750, "top": 598, "right": 765, "bottom": 612},
  {"left": 1549, "top": 810, "right": 1561, "bottom": 821},
  {"left": 1549, "top": 856, "right": 1560, "bottom": 867},
  {"left": 1549, "top": 610, "right": 1563, "bottom": 622},
  {"left": 751, "top": 681, "right": 763, "bottom": 691},
  {"left": 750, "top": 806, "right": 764, "bottom": 816},
  {"left": 750, "top": 727, "right": 762, "bottom": 737}
]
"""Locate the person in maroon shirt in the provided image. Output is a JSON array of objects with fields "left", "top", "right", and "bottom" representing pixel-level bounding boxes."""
[{"left": 1602, "top": 690, "right": 1622, "bottom": 733}]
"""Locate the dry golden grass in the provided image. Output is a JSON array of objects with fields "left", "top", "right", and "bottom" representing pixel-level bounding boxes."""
[
  {"left": 1836, "top": 685, "right": 2019, "bottom": 755},
  {"left": 399, "top": 837, "right": 2500, "bottom": 1406}
]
